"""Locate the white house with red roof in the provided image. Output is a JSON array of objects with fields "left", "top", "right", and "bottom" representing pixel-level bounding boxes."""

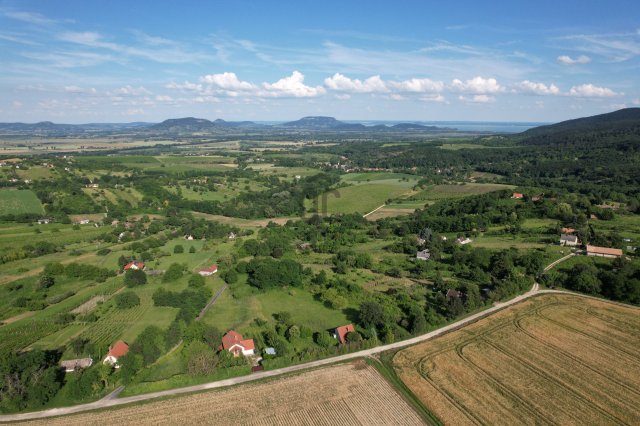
[
  {"left": 198, "top": 264, "right": 218, "bottom": 276},
  {"left": 221, "top": 330, "right": 255, "bottom": 357},
  {"left": 103, "top": 340, "right": 129, "bottom": 368},
  {"left": 512, "top": 192, "right": 524, "bottom": 199},
  {"left": 123, "top": 261, "right": 145, "bottom": 271},
  {"left": 333, "top": 324, "right": 355, "bottom": 344}
]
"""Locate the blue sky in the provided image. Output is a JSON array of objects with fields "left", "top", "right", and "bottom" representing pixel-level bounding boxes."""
[{"left": 1, "top": 0, "right": 639, "bottom": 123}]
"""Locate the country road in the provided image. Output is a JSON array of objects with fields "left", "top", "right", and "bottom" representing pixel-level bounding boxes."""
[{"left": 0, "top": 254, "right": 589, "bottom": 422}]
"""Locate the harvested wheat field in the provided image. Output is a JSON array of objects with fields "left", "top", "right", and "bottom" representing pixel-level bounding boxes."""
[
  {"left": 394, "top": 294, "right": 640, "bottom": 426},
  {"left": 20, "top": 362, "right": 425, "bottom": 425}
]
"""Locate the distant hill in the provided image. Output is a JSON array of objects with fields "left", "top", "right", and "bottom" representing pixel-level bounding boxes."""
[
  {"left": 280, "top": 116, "right": 366, "bottom": 130},
  {"left": 518, "top": 108, "right": 640, "bottom": 145},
  {"left": 149, "top": 117, "right": 262, "bottom": 133}
]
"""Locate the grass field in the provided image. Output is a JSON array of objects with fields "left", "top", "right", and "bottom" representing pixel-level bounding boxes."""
[
  {"left": 412, "top": 183, "right": 514, "bottom": 201},
  {"left": 394, "top": 294, "right": 640, "bottom": 426},
  {"left": 0, "top": 189, "right": 44, "bottom": 215},
  {"left": 22, "top": 362, "right": 425, "bottom": 425}
]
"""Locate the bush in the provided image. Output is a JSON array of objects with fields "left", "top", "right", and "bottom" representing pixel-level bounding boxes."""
[
  {"left": 96, "top": 248, "right": 111, "bottom": 256},
  {"left": 189, "top": 246, "right": 196, "bottom": 253},
  {"left": 38, "top": 274, "right": 55, "bottom": 289},
  {"left": 115, "top": 292, "right": 141, "bottom": 309},
  {"left": 162, "top": 263, "right": 185, "bottom": 282},
  {"left": 124, "top": 269, "right": 147, "bottom": 287},
  {"left": 174, "top": 245, "right": 184, "bottom": 254}
]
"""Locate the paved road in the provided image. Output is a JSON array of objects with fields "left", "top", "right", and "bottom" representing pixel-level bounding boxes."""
[{"left": 0, "top": 255, "right": 589, "bottom": 422}]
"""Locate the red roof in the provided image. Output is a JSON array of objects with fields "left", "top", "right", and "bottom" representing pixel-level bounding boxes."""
[
  {"left": 586, "top": 245, "right": 623, "bottom": 256},
  {"left": 512, "top": 192, "right": 524, "bottom": 198},
  {"left": 335, "top": 324, "right": 355, "bottom": 344},
  {"left": 124, "top": 261, "right": 144, "bottom": 270},
  {"left": 221, "top": 330, "right": 254, "bottom": 352},
  {"left": 199, "top": 264, "right": 218, "bottom": 273},
  {"left": 107, "top": 340, "right": 129, "bottom": 359}
]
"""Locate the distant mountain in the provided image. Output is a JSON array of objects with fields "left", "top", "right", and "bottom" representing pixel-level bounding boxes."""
[
  {"left": 389, "top": 123, "right": 443, "bottom": 131},
  {"left": 519, "top": 108, "right": 640, "bottom": 144},
  {"left": 280, "top": 116, "right": 366, "bottom": 130},
  {"left": 149, "top": 117, "right": 217, "bottom": 132},
  {"left": 0, "top": 121, "right": 153, "bottom": 134}
]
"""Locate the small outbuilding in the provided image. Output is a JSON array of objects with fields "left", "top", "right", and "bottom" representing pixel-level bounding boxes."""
[
  {"left": 60, "top": 358, "right": 93, "bottom": 373},
  {"left": 333, "top": 324, "right": 355, "bottom": 345}
]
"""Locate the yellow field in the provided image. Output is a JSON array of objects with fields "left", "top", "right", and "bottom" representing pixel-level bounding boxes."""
[
  {"left": 394, "top": 294, "right": 640, "bottom": 425},
  {"left": 22, "top": 362, "right": 424, "bottom": 425}
]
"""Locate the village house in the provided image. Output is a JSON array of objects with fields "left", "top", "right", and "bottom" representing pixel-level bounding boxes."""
[
  {"left": 228, "top": 232, "right": 236, "bottom": 240},
  {"left": 560, "top": 234, "right": 579, "bottom": 247},
  {"left": 198, "top": 264, "right": 218, "bottom": 276},
  {"left": 416, "top": 249, "right": 431, "bottom": 261},
  {"left": 74, "top": 219, "right": 91, "bottom": 225},
  {"left": 561, "top": 227, "right": 576, "bottom": 234},
  {"left": 586, "top": 245, "right": 623, "bottom": 258},
  {"left": 124, "top": 261, "right": 145, "bottom": 271},
  {"left": 103, "top": 340, "right": 129, "bottom": 368},
  {"left": 37, "top": 218, "right": 51, "bottom": 225},
  {"left": 512, "top": 192, "right": 524, "bottom": 199},
  {"left": 184, "top": 234, "right": 194, "bottom": 240},
  {"left": 333, "top": 324, "right": 355, "bottom": 345},
  {"left": 60, "top": 358, "right": 93, "bottom": 373},
  {"left": 456, "top": 236, "right": 472, "bottom": 245},
  {"left": 221, "top": 330, "right": 255, "bottom": 357}
]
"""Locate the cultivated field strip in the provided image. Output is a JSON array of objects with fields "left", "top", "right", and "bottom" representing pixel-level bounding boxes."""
[
  {"left": 19, "top": 362, "right": 425, "bottom": 426},
  {"left": 394, "top": 294, "right": 640, "bottom": 426}
]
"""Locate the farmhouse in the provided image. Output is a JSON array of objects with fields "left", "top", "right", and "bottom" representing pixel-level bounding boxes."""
[
  {"left": 560, "top": 234, "right": 579, "bottom": 247},
  {"left": 124, "top": 261, "right": 145, "bottom": 271},
  {"left": 333, "top": 324, "right": 355, "bottom": 344},
  {"left": 103, "top": 340, "right": 129, "bottom": 368},
  {"left": 586, "top": 245, "right": 623, "bottom": 258},
  {"left": 37, "top": 218, "right": 51, "bottom": 225},
  {"left": 416, "top": 249, "right": 431, "bottom": 261},
  {"left": 221, "top": 330, "right": 255, "bottom": 357},
  {"left": 512, "top": 192, "right": 524, "bottom": 199},
  {"left": 198, "top": 264, "right": 218, "bottom": 276},
  {"left": 184, "top": 235, "right": 194, "bottom": 240},
  {"left": 456, "top": 236, "right": 472, "bottom": 245},
  {"left": 60, "top": 358, "right": 93, "bottom": 373},
  {"left": 228, "top": 232, "right": 236, "bottom": 240}
]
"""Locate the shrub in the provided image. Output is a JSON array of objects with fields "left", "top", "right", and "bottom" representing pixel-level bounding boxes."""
[
  {"left": 173, "top": 245, "right": 184, "bottom": 254},
  {"left": 115, "top": 292, "right": 141, "bottom": 309},
  {"left": 124, "top": 269, "right": 147, "bottom": 287}
]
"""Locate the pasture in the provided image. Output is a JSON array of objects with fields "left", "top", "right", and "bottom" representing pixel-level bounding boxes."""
[
  {"left": 0, "top": 189, "right": 44, "bottom": 215},
  {"left": 22, "top": 362, "right": 425, "bottom": 425},
  {"left": 394, "top": 294, "right": 640, "bottom": 426},
  {"left": 411, "top": 182, "right": 514, "bottom": 202}
]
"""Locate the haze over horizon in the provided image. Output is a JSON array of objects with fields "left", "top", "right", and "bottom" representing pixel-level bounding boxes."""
[{"left": 1, "top": 0, "right": 639, "bottom": 123}]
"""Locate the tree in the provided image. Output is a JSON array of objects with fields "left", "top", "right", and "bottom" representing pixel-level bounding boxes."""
[
  {"left": 358, "top": 301, "right": 385, "bottom": 329},
  {"left": 163, "top": 263, "right": 185, "bottom": 282},
  {"left": 274, "top": 311, "right": 293, "bottom": 326},
  {"left": 314, "top": 331, "right": 335, "bottom": 348},
  {"left": 345, "top": 331, "right": 363, "bottom": 343},
  {"left": 38, "top": 274, "right": 55, "bottom": 289},
  {"left": 189, "top": 245, "right": 196, "bottom": 253},
  {"left": 174, "top": 244, "right": 184, "bottom": 254},
  {"left": 124, "top": 269, "right": 147, "bottom": 287},
  {"left": 221, "top": 269, "right": 238, "bottom": 284},
  {"left": 115, "top": 292, "right": 140, "bottom": 309},
  {"left": 286, "top": 325, "right": 300, "bottom": 342}
]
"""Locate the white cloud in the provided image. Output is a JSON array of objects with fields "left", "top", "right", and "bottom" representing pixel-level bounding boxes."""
[
  {"left": 334, "top": 94, "right": 351, "bottom": 100},
  {"left": 419, "top": 94, "right": 446, "bottom": 103},
  {"left": 514, "top": 80, "right": 560, "bottom": 95},
  {"left": 64, "top": 85, "right": 97, "bottom": 94},
  {"left": 632, "top": 98, "right": 640, "bottom": 105},
  {"left": 155, "top": 95, "right": 173, "bottom": 102},
  {"left": 324, "top": 73, "right": 388, "bottom": 93},
  {"left": 568, "top": 84, "right": 620, "bottom": 97},
  {"left": 459, "top": 94, "right": 495, "bottom": 103},
  {"left": 390, "top": 78, "right": 444, "bottom": 93},
  {"left": 166, "top": 81, "right": 203, "bottom": 92},
  {"left": 261, "top": 71, "right": 325, "bottom": 98},
  {"left": 557, "top": 54, "right": 591, "bottom": 65},
  {"left": 200, "top": 72, "right": 256, "bottom": 91},
  {"left": 112, "top": 85, "right": 152, "bottom": 96},
  {"left": 450, "top": 76, "right": 502, "bottom": 94},
  {"left": 389, "top": 94, "right": 405, "bottom": 101}
]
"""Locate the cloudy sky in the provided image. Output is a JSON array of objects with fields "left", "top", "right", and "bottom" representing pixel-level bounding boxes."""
[{"left": 1, "top": 0, "right": 639, "bottom": 123}]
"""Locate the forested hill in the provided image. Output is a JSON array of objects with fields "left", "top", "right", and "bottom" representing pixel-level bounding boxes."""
[{"left": 517, "top": 108, "right": 640, "bottom": 145}]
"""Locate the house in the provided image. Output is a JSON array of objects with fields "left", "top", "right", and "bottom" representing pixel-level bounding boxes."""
[
  {"left": 74, "top": 219, "right": 91, "bottom": 225},
  {"left": 60, "top": 358, "right": 93, "bottom": 373},
  {"left": 561, "top": 227, "right": 576, "bottom": 234},
  {"left": 512, "top": 192, "right": 524, "bottom": 199},
  {"left": 586, "top": 245, "right": 623, "bottom": 258},
  {"left": 221, "top": 330, "right": 255, "bottom": 357},
  {"left": 456, "top": 236, "right": 472, "bottom": 245},
  {"left": 446, "top": 289, "right": 463, "bottom": 300},
  {"left": 198, "top": 264, "right": 218, "bottom": 276},
  {"left": 560, "top": 234, "right": 579, "bottom": 247},
  {"left": 103, "top": 340, "right": 129, "bottom": 368},
  {"left": 123, "top": 261, "right": 145, "bottom": 271},
  {"left": 416, "top": 249, "right": 431, "bottom": 261},
  {"left": 184, "top": 235, "right": 194, "bottom": 240},
  {"left": 228, "top": 232, "right": 237, "bottom": 240},
  {"left": 333, "top": 324, "right": 355, "bottom": 345},
  {"left": 37, "top": 218, "right": 51, "bottom": 225}
]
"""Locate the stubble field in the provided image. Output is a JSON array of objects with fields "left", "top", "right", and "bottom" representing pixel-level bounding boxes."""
[
  {"left": 394, "top": 294, "right": 640, "bottom": 426},
  {"left": 20, "top": 362, "right": 425, "bottom": 425}
]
